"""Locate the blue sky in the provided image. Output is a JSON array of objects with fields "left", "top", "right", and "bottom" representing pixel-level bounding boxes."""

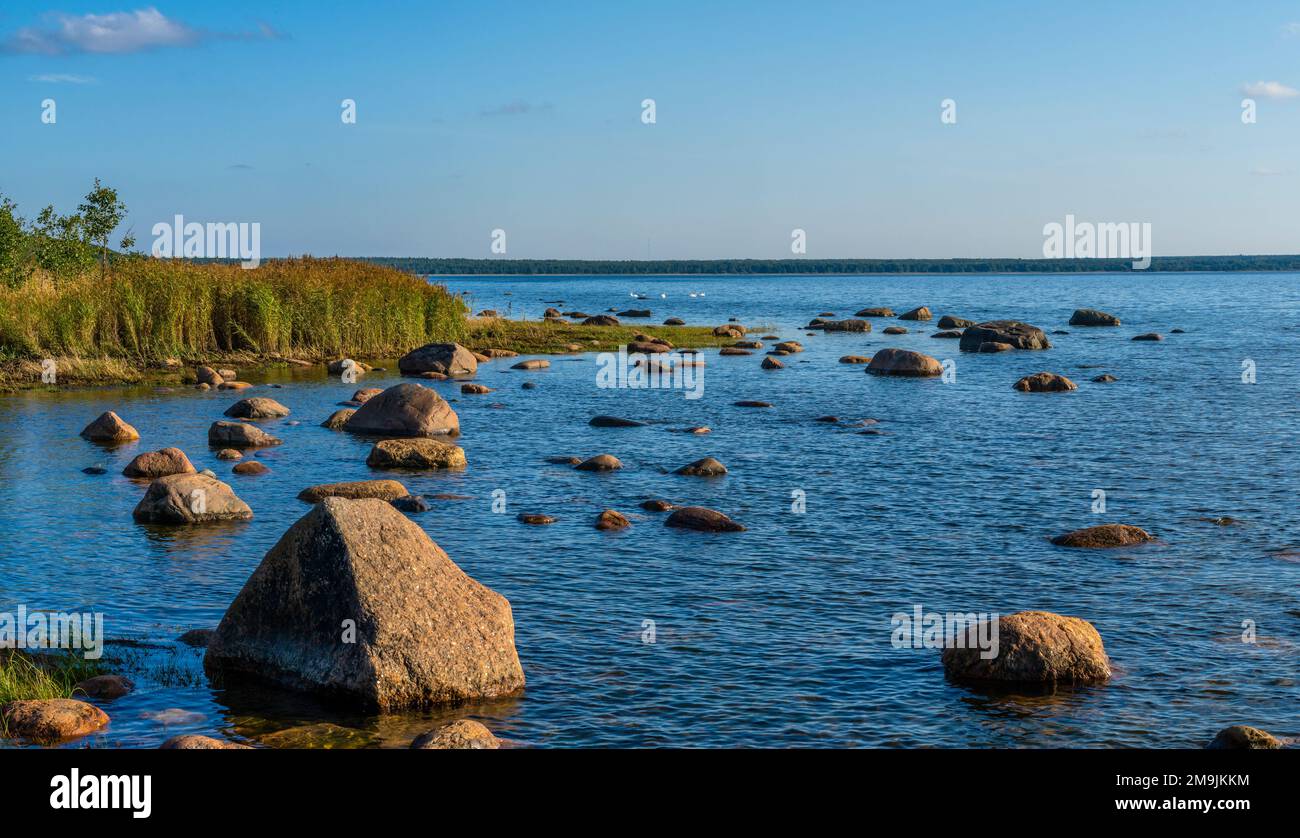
[{"left": 1, "top": 1, "right": 1298, "bottom": 259}]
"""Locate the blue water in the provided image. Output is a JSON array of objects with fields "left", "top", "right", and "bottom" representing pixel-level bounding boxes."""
[{"left": 1, "top": 273, "right": 1297, "bottom": 748}]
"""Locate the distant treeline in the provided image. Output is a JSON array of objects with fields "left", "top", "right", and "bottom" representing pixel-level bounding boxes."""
[{"left": 361, "top": 256, "right": 1300, "bottom": 276}]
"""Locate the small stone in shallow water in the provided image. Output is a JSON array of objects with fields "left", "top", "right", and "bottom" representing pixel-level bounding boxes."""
[
  {"left": 1050, "top": 523, "right": 1154, "bottom": 548},
  {"left": 575, "top": 454, "right": 622, "bottom": 471},
  {"left": 160, "top": 734, "right": 252, "bottom": 749},
  {"left": 595, "top": 509, "right": 631, "bottom": 530},
  {"left": 391, "top": 494, "right": 431, "bottom": 513},
  {"left": 640, "top": 499, "right": 675, "bottom": 512},
  {"left": 674, "top": 457, "right": 728, "bottom": 477},
  {"left": 1205, "top": 725, "right": 1281, "bottom": 749},
  {"left": 82, "top": 466, "right": 108, "bottom": 475},
  {"left": 75, "top": 674, "right": 134, "bottom": 700},
  {"left": 178, "top": 628, "right": 215, "bottom": 647},
  {"left": 518, "top": 513, "right": 556, "bottom": 525},
  {"left": 410, "top": 719, "right": 500, "bottom": 749},
  {"left": 232, "top": 460, "right": 270, "bottom": 475},
  {"left": 665, "top": 506, "right": 745, "bottom": 532}
]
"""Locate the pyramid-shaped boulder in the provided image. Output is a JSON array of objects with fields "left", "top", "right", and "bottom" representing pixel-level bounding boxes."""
[{"left": 204, "top": 498, "right": 523, "bottom": 709}]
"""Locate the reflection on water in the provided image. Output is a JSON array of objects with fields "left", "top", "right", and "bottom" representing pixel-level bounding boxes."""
[{"left": 1, "top": 272, "right": 1298, "bottom": 748}]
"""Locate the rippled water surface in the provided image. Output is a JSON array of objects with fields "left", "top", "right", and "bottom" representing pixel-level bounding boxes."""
[{"left": 1, "top": 273, "right": 1297, "bottom": 748}]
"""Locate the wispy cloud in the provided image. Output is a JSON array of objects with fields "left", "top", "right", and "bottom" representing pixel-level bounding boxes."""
[
  {"left": 28, "top": 72, "right": 98, "bottom": 84},
  {"left": 1241, "top": 80, "right": 1299, "bottom": 99},
  {"left": 1284, "top": 22, "right": 1300, "bottom": 37},
  {"left": 2, "top": 7, "right": 282, "bottom": 56},
  {"left": 479, "top": 99, "right": 554, "bottom": 117}
]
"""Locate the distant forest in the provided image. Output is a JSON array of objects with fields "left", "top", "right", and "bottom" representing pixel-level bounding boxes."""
[{"left": 361, "top": 256, "right": 1300, "bottom": 275}]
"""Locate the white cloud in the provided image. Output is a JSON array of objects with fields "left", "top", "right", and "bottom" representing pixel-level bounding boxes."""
[
  {"left": 28, "top": 73, "right": 99, "bottom": 84},
  {"left": 1284, "top": 22, "right": 1300, "bottom": 37},
  {"left": 3, "top": 7, "right": 282, "bottom": 55},
  {"left": 1241, "top": 80, "right": 1299, "bottom": 99}
]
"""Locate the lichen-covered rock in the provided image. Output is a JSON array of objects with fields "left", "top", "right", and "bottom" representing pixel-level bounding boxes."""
[
  {"left": 1, "top": 699, "right": 109, "bottom": 743},
  {"left": 298, "top": 480, "right": 410, "bottom": 503},
  {"left": 366, "top": 438, "right": 467, "bottom": 470},
  {"left": 941, "top": 611, "right": 1111, "bottom": 685},
  {"left": 1051, "top": 524, "right": 1154, "bottom": 548},
  {"left": 204, "top": 498, "right": 525, "bottom": 710},
  {"left": 410, "top": 719, "right": 500, "bottom": 749},
  {"left": 1205, "top": 725, "right": 1282, "bottom": 750}
]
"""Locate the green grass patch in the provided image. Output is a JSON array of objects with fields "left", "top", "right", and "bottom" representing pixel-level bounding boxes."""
[
  {"left": 0, "top": 650, "right": 105, "bottom": 704},
  {"left": 465, "top": 317, "right": 747, "bottom": 354}
]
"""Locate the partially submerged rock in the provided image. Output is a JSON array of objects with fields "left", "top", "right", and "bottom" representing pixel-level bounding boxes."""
[
  {"left": 80, "top": 411, "right": 139, "bottom": 443},
  {"left": 460, "top": 383, "right": 493, "bottom": 395},
  {"left": 204, "top": 498, "right": 525, "bottom": 710},
  {"left": 321, "top": 408, "right": 356, "bottom": 429},
  {"left": 1132, "top": 332, "right": 1164, "bottom": 341},
  {"left": 298, "top": 480, "right": 410, "bottom": 503},
  {"left": 866, "top": 348, "right": 943, "bottom": 377},
  {"left": 160, "top": 734, "right": 252, "bottom": 750},
  {"left": 839, "top": 355, "right": 872, "bottom": 364},
  {"left": 1205, "top": 725, "right": 1282, "bottom": 750},
  {"left": 899, "top": 306, "right": 932, "bottom": 321},
  {"left": 589, "top": 415, "right": 646, "bottom": 428},
  {"left": 410, "top": 719, "right": 500, "bottom": 749},
  {"left": 224, "top": 397, "right": 290, "bottom": 419},
  {"left": 1050, "top": 523, "right": 1154, "bottom": 548},
  {"left": 1013, "top": 372, "right": 1078, "bottom": 392},
  {"left": 512, "top": 359, "right": 550, "bottom": 370},
  {"left": 232, "top": 461, "right": 269, "bottom": 475},
  {"left": 343, "top": 383, "right": 460, "bottom": 437},
  {"left": 674, "top": 457, "right": 728, "bottom": 477},
  {"left": 518, "top": 513, "right": 556, "bottom": 525},
  {"left": 820, "top": 318, "right": 871, "bottom": 333},
  {"left": 855, "top": 307, "right": 894, "bottom": 317},
  {"left": 959, "top": 321, "right": 1051, "bottom": 352},
  {"left": 941, "top": 611, "right": 1111, "bottom": 685},
  {"left": 75, "top": 674, "right": 134, "bottom": 700},
  {"left": 208, "top": 421, "right": 282, "bottom": 448},
  {"left": 123, "top": 447, "right": 196, "bottom": 478},
  {"left": 575, "top": 454, "right": 622, "bottom": 472},
  {"left": 366, "top": 438, "right": 467, "bottom": 470},
  {"left": 595, "top": 509, "right": 631, "bottom": 530},
  {"left": 937, "top": 315, "right": 974, "bottom": 329},
  {"left": 133, "top": 473, "right": 253, "bottom": 524},
  {"left": 397, "top": 343, "right": 478, "bottom": 377},
  {"left": 1, "top": 698, "right": 109, "bottom": 743},
  {"left": 1069, "top": 308, "right": 1121, "bottom": 327},
  {"left": 761, "top": 356, "right": 784, "bottom": 369},
  {"left": 665, "top": 506, "right": 745, "bottom": 532}
]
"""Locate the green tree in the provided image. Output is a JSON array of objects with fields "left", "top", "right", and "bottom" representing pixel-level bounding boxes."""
[
  {"left": 77, "top": 178, "right": 128, "bottom": 279},
  {"left": 0, "top": 195, "right": 28, "bottom": 288}
]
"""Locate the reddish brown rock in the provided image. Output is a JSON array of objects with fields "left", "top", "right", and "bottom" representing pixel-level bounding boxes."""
[
  {"left": 941, "top": 611, "right": 1111, "bottom": 685},
  {"left": 80, "top": 411, "right": 139, "bottom": 443},
  {"left": 411, "top": 719, "right": 501, "bottom": 749},
  {"left": 123, "top": 447, "right": 196, "bottom": 478},
  {"left": 1050, "top": 524, "right": 1154, "bottom": 548},
  {"left": 1013, "top": 372, "right": 1078, "bottom": 392},
  {"left": 1, "top": 699, "right": 109, "bottom": 743},
  {"left": 866, "top": 348, "right": 943, "bottom": 377}
]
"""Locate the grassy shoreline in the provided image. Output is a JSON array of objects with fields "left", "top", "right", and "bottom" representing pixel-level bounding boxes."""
[{"left": 0, "top": 318, "right": 746, "bottom": 391}]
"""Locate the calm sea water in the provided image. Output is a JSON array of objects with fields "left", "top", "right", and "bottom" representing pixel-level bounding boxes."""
[{"left": 1, "top": 272, "right": 1297, "bottom": 748}]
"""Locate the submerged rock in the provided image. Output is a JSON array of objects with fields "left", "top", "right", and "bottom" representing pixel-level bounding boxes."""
[
  {"left": 160, "top": 734, "right": 252, "bottom": 750},
  {"left": 411, "top": 719, "right": 500, "bottom": 749},
  {"left": 232, "top": 460, "right": 269, "bottom": 476},
  {"left": 1091, "top": 374, "right": 1117, "bottom": 383},
  {"left": 397, "top": 342, "right": 478, "bottom": 377},
  {"left": 343, "top": 383, "right": 460, "bottom": 437},
  {"left": 133, "top": 473, "right": 252, "bottom": 524},
  {"left": 518, "top": 513, "right": 556, "bottom": 525},
  {"left": 640, "top": 499, "right": 675, "bottom": 512},
  {"left": 298, "top": 480, "right": 410, "bottom": 503},
  {"left": 75, "top": 674, "right": 134, "bottom": 700},
  {"left": 1, "top": 699, "right": 108, "bottom": 743},
  {"left": 941, "top": 611, "right": 1111, "bottom": 684},
  {"left": 204, "top": 498, "right": 525, "bottom": 710},
  {"left": 734, "top": 400, "right": 772, "bottom": 408},
  {"left": 665, "top": 506, "right": 745, "bottom": 533},
  {"left": 1013, "top": 372, "right": 1078, "bottom": 392},
  {"left": 80, "top": 411, "right": 139, "bottom": 443},
  {"left": 123, "top": 447, "right": 196, "bottom": 478},
  {"left": 178, "top": 628, "right": 215, "bottom": 647},
  {"left": 208, "top": 421, "right": 282, "bottom": 448},
  {"left": 855, "top": 307, "right": 894, "bottom": 317},
  {"left": 390, "top": 494, "right": 430, "bottom": 513},
  {"left": 224, "top": 397, "right": 290, "bottom": 419},
  {"left": 1050, "top": 523, "right": 1154, "bottom": 548},
  {"left": 959, "top": 321, "right": 1051, "bottom": 352},
  {"left": 590, "top": 415, "right": 646, "bottom": 427},
  {"left": 866, "top": 348, "right": 943, "bottom": 377},
  {"left": 1132, "top": 332, "right": 1164, "bottom": 341},
  {"left": 460, "top": 383, "right": 494, "bottom": 394}
]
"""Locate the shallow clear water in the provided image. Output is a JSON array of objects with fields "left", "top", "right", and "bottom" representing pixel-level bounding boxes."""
[{"left": 1, "top": 272, "right": 1297, "bottom": 748}]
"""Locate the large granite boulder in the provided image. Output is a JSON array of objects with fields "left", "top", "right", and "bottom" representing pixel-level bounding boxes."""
[
  {"left": 343, "top": 383, "right": 460, "bottom": 437},
  {"left": 959, "top": 321, "right": 1051, "bottom": 352},
  {"left": 204, "top": 498, "right": 525, "bottom": 710},
  {"left": 397, "top": 343, "right": 478, "bottom": 377},
  {"left": 941, "top": 611, "right": 1111, "bottom": 684},
  {"left": 133, "top": 473, "right": 253, "bottom": 524}
]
